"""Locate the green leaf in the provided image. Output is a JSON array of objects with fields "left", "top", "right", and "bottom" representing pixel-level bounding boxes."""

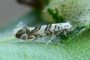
[{"left": 0, "top": 28, "right": 90, "bottom": 60}]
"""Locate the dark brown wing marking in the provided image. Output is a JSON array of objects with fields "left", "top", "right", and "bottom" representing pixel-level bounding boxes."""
[
  {"left": 58, "top": 26, "right": 60, "bottom": 31},
  {"left": 24, "top": 27, "right": 33, "bottom": 39},
  {"left": 31, "top": 26, "right": 41, "bottom": 33},
  {"left": 16, "top": 29, "right": 24, "bottom": 39},
  {"left": 53, "top": 25, "right": 57, "bottom": 31},
  {"left": 45, "top": 24, "right": 52, "bottom": 35},
  {"left": 30, "top": 26, "right": 42, "bottom": 37},
  {"left": 53, "top": 24, "right": 63, "bottom": 35}
]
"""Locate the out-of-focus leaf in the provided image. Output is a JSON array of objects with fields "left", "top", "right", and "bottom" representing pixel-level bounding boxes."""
[{"left": 0, "top": 27, "right": 90, "bottom": 60}]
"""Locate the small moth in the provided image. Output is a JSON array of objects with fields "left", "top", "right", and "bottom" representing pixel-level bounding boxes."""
[{"left": 13, "top": 22, "right": 72, "bottom": 45}]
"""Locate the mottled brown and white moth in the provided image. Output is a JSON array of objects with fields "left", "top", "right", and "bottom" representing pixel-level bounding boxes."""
[{"left": 13, "top": 22, "right": 72, "bottom": 45}]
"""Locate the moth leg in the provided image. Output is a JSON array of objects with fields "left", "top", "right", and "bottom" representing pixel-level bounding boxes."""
[
  {"left": 63, "top": 29, "right": 67, "bottom": 36},
  {"left": 45, "top": 35, "right": 56, "bottom": 45},
  {"left": 46, "top": 31, "right": 63, "bottom": 45},
  {"left": 41, "top": 35, "right": 47, "bottom": 40}
]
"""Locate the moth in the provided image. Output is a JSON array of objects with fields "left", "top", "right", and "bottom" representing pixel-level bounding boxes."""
[{"left": 13, "top": 22, "right": 72, "bottom": 45}]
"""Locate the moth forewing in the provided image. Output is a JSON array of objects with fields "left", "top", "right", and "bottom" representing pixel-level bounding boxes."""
[
  {"left": 13, "top": 22, "right": 72, "bottom": 45},
  {"left": 37, "top": 25, "right": 47, "bottom": 36}
]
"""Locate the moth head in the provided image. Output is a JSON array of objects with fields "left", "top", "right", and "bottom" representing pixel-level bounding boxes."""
[{"left": 64, "top": 22, "right": 72, "bottom": 30}]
